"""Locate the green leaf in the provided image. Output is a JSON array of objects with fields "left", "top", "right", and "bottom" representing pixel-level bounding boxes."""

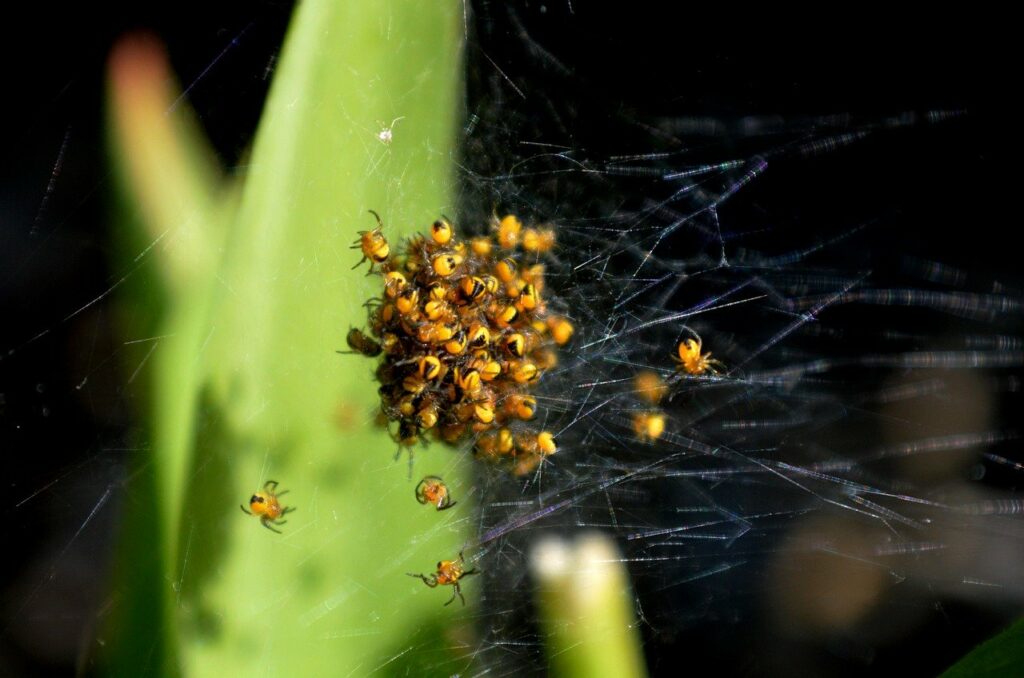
[
  {"left": 942, "top": 618, "right": 1024, "bottom": 678},
  {"left": 103, "top": 2, "right": 467, "bottom": 675}
]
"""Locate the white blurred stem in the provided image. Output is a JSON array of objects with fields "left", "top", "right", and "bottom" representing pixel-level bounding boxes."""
[{"left": 531, "top": 532, "right": 649, "bottom": 678}]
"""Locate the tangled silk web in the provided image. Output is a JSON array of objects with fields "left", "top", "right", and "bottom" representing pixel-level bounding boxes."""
[
  {"left": 454, "top": 137, "right": 1024, "bottom": 673},
  {"left": 440, "top": 6, "right": 1022, "bottom": 676}
]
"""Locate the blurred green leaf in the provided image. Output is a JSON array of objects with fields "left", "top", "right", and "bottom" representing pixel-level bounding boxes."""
[
  {"left": 942, "top": 618, "right": 1024, "bottom": 678},
  {"left": 104, "top": 2, "right": 468, "bottom": 675}
]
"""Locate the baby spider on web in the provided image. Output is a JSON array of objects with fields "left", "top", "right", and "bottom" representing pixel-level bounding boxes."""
[
  {"left": 415, "top": 475, "right": 457, "bottom": 511},
  {"left": 351, "top": 210, "right": 390, "bottom": 273},
  {"left": 633, "top": 410, "right": 666, "bottom": 443},
  {"left": 673, "top": 333, "right": 725, "bottom": 376},
  {"left": 376, "top": 116, "right": 404, "bottom": 145},
  {"left": 407, "top": 551, "right": 479, "bottom": 606},
  {"left": 240, "top": 480, "right": 295, "bottom": 533}
]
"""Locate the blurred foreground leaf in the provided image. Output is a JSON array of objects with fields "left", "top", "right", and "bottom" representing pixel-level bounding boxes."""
[
  {"left": 103, "top": 2, "right": 466, "bottom": 675},
  {"left": 942, "top": 618, "right": 1024, "bottom": 678}
]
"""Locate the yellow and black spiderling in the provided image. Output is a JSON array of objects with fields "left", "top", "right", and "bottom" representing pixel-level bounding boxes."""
[
  {"left": 351, "top": 210, "right": 391, "bottom": 272},
  {"left": 407, "top": 551, "right": 478, "bottom": 606},
  {"left": 344, "top": 212, "right": 570, "bottom": 475},
  {"left": 240, "top": 480, "right": 295, "bottom": 533},
  {"left": 430, "top": 217, "right": 454, "bottom": 245}
]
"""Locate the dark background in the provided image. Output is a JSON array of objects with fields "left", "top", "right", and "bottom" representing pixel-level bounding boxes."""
[{"left": 0, "top": 2, "right": 1012, "bottom": 675}]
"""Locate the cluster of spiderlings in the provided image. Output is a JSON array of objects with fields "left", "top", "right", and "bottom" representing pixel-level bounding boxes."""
[{"left": 348, "top": 211, "right": 573, "bottom": 476}]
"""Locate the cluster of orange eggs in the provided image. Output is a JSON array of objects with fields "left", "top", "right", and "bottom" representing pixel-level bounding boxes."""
[{"left": 347, "top": 211, "right": 573, "bottom": 476}]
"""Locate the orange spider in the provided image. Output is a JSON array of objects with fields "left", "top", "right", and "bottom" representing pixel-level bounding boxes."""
[
  {"left": 673, "top": 335, "right": 724, "bottom": 376},
  {"left": 634, "top": 370, "right": 668, "bottom": 405},
  {"left": 407, "top": 551, "right": 479, "bottom": 606},
  {"left": 351, "top": 210, "right": 390, "bottom": 271},
  {"left": 240, "top": 480, "right": 295, "bottom": 533},
  {"left": 415, "top": 475, "right": 457, "bottom": 511},
  {"left": 633, "top": 411, "right": 666, "bottom": 443}
]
